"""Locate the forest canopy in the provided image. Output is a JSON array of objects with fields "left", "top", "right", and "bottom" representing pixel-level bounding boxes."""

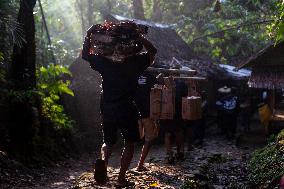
[
  {"left": 1, "top": 0, "right": 284, "bottom": 69},
  {"left": 33, "top": 0, "right": 284, "bottom": 65}
]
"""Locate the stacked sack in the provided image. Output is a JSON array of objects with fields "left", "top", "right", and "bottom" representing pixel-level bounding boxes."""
[{"left": 88, "top": 21, "right": 148, "bottom": 61}]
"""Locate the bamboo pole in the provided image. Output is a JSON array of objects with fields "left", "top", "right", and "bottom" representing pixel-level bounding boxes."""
[
  {"left": 173, "top": 76, "right": 207, "bottom": 81},
  {"left": 146, "top": 67, "right": 196, "bottom": 76}
]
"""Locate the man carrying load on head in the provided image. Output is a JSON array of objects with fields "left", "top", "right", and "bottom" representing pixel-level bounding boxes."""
[{"left": 82, "top": 22, "right": 157, "bottom": 187}]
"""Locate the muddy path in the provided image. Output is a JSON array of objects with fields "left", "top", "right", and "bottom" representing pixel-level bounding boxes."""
[
  {"left": 73, "top": 132, "right": 263, "bottom": 188},
  {"left": 0, "top": 123, "right": 266, "bottom": 189}
]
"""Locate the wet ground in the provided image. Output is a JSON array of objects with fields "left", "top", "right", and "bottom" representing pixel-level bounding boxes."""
[
  {"left": 73, "top": 124, "right": 266, "bottom": 189},
  {"left": 0, "top": 122, "right": 267, "bottom": 189}
]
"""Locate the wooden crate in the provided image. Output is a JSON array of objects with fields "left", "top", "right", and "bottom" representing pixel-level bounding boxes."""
[
  {"left": 160, "top": 87, "right": 175, "bottom": 120},
  {"left": 182, "top": 96, "right": 202, "bottom": 120},
  {"left": 150, "top": 85, "right": 175, "bottom": 120}
]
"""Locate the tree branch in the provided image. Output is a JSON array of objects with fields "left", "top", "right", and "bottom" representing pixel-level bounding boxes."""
[
  {"left": 190, "top": 19, "right": 275, "bottom": 44},
  {"left": 38, "top": 0, "right": 56, "bottom": 64}
]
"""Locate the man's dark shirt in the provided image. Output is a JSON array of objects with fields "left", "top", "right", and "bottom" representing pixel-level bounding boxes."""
[
  {"left": 135, "top": 72, "right": 157, "bottom": 118},
  {"left": 83, "top": 53, "right": 150, "bottom": 122}
]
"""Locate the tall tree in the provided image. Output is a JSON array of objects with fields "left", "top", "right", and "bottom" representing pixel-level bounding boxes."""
[
  {"left": 133, "top": 0, "right": 145, "bottom": 20},
  {"left": 87, "top": 0, "right": 94, "bottom": 26},
  {"left": 11, "top": 0, "right": 37, "bottom": 90},
  {"left": 152, "top": 0, "right": 162, "bottom": 22},
  {"left": 9, "top": 0, "right": 37, "bottom": 159},
  {"left": 76, "top": 0, "right": 86, "bottom": 40}
]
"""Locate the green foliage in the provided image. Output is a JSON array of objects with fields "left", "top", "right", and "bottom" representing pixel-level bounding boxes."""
[
  {"left": 35, "top": 0, "right": 82, "bottom": 49},
  {"left": 37, "top": 64, "right": 74, "bottom": 128},
  {"left": 0, "top": 51, "right": 5, "bottom": 81},
  {"left": 131, "top": 0, "right": 278, "bottom": 63},
  {"left": 0, "top": 1, "right": 21, "bottom": 77},
  {"left": 31, "top": 0, "right": 281, "bottom": 66},
  {"left": 0, "top": 0, "right": 23, "bottom": 48},
  {"left": 249, "top": 130, "right": 284, "bottom": 188},
  {"left": 0, "top": 52, "right": 4, "bottom": 62},
  {"left": 268, "top": 1, "right": 284, "bottom": 43},
  {"left": 174, "top": 0, "right": 277, "bottom": 63},
  {"left": 2, "top": 64, "right": 74, "bottom": 129},
  {"left": 5, "top": 89, "right": 38, "bottom": 104},
  {"left": 34, "top": 1, "right": 80, "bottom": 66},
  {"left": 181, "top": 178, "right": 201, "bottom": 189}
]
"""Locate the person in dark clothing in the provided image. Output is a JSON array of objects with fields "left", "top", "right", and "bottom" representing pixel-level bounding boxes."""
[
  {"left": 135, "top": 72, "right": 157, "bottom": 121},
  {"left": 135, "top": 71, "right": 159, "bottom": 171},
  {"left": 174, "top": 79, "right": 188, "bottom": 159},
  {"left": 82, "top": 24, "right": 157, "bottom": 187},
  {"left": 161, "top": 79, "right": 187, "bottom": 163},
  {"left": 191, "top": 91, "right": 208, "bottom": 146},
  {"left": 216, "top": 86, "right": 239, "bottom": 139},
  {"left": 240, "top": 94, "right": 252, "bottom": 132}
]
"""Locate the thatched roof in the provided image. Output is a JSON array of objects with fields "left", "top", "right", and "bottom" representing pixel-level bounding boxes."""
[
  {"left": 238, "top": 41, "right": 284, "bottom": 89},
  {"left": 238, "top": 41, "right": 284, "bottom": 69},
  {"left": 103, "top": 14, "right": 196, "bottom": 63}
]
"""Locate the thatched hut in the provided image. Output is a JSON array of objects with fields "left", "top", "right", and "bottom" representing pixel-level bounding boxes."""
[
  {"left": 238, "top": 41, "right": 284, "bottom": 124},
  {"left": 238, "top": 41, "right": 284, "bottom": 90}
]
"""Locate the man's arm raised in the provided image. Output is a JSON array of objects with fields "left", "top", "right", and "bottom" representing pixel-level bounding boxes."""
[
  {"left": 139, "top": 36, "right": 157, "bottom": 66},
  {"left": 82, "top": 25, "right": 99, "bottom": 62}
]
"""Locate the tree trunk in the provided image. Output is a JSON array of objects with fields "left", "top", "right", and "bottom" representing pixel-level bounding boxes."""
[
  {"left": 9, "top": 0, "right": 37, "bottom": 159},
  {"left": 87, "top": 0, "right": 94, "bottom": 27},
  {"left": 76, "top": 0, "right": 86, "bottom": 40},
  {"left": 152, "top": 0, "right": 162, "bottom": 22},
  {"left": 106, "top": 0, "right": 112, "bottom": 14},
  {"left": 11, "top": 0, "right": 37, "bottom": 90},
  {"left": 133, "top": 0, "right": 145, "bottom": 20}
]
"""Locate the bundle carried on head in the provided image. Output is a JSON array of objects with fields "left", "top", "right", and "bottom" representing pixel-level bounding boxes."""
[{"left": 88, "top": 21, "right": 148, "bottom": 60}]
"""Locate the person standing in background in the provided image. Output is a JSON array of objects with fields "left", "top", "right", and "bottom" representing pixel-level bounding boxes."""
[
  {"left": 135, "top": 71, "right": 159, "bottom": 171},
  {"left": 193, "top": 90, "right": 208, "bottom": 146},
  {"left": 161, "top": 79, "right": 187, "bottom": 164},
  {"left": 240, "top": 93, "right": 252, "bottom": 132},
  {"left": 216, "top": 86, "right": 239, "bottom": 139}
]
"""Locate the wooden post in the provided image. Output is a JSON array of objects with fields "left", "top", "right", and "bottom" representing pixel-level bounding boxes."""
[
  {"left": 267, "top": 89, "right": 276, "bottom": 135},
  {"left": 269, "top": 89, "right": 275, "bottom": 111},
  {"left": 188, "top": 79, "right": 198, "bottom": 96}
]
